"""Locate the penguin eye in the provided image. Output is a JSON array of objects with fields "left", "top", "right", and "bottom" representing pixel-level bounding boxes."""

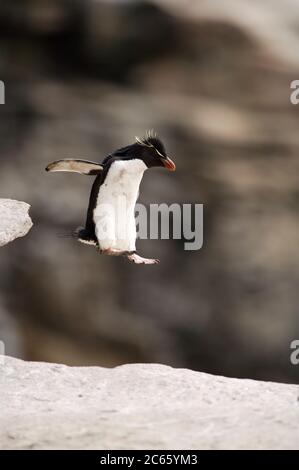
[
  {"left": 135, "top": 135, "right": 167, "bottom": 158},
  {"left": 154, "top": 147, "right": 166, "bottom": 159}
]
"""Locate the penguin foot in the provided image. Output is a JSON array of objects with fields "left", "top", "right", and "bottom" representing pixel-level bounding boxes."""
[{"left": 127, "top": 253, "right": 160, "bottom": 265}]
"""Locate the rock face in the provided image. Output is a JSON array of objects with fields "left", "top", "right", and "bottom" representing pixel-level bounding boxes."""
[
  {"left": 0, "top": 199, "right": 33, "bottom": 247},
  {"left": 0, "top": 356, "right": 298, "bottom": 450}
]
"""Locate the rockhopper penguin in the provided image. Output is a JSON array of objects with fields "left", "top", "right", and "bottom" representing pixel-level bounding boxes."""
[{"left": 46, "top": 132, "right": 176, "bottom": 264}]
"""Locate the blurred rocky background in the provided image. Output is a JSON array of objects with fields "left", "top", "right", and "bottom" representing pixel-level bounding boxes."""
[{"left": 0, "top": 0, "right": 299, "bottom": 383}]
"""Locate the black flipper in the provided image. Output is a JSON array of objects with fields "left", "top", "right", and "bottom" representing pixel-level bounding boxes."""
[{"left": 46, "top": 159, "right": 103, "bottom": 175}]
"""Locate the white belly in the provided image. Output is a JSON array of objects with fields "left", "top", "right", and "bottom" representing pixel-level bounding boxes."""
[{"left": 94, "top": 159, "right": 147, "bottom": 252}]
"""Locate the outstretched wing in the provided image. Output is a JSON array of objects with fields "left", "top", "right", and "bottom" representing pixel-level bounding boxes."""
[{"left": 46, "top": 159, "right": 103, "bottom": 175}]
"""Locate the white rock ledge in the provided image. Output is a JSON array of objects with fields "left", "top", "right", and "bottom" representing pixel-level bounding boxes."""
[
  {"left": 0, "top": 199, "right": 33, "bottom": 247},
  {"left": 0, "top": 356, "right": 298, "bottom": 450}
]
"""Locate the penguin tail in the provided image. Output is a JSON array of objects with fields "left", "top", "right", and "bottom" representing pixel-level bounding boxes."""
[
  {"left": 56, "top": 227, "right": 97, "bottom": 246},
  {"left": 76, "top": 227, "right": 98, "bottom": 247}
]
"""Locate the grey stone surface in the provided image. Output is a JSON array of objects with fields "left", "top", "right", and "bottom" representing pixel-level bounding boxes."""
[
  {"left": 0, "top": 356, "right": 298, "bottom": 450},
  {"left": 0, "top": 199, "right": 33, "bottom": 247}
]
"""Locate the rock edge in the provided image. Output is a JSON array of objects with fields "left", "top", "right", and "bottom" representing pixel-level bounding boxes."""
[{"left": 0, "top": 199, "right": 33, "bottom": 247}]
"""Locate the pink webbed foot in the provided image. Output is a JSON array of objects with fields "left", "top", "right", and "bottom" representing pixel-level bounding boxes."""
[{"left": 127, "top": 253, "right": 160, "bottom": 265}]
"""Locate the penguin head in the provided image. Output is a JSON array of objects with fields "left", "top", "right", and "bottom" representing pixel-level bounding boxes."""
[
  {"left": 135, "top": 133, "right": 176, "bottom": 171},
  {"left": 111, "top": 133, "right": 175, "bottom": 171}
]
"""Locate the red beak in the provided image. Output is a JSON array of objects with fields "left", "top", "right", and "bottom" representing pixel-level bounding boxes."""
[{"left": 163, "top": 157, "right": 176, "bottom": 171}]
